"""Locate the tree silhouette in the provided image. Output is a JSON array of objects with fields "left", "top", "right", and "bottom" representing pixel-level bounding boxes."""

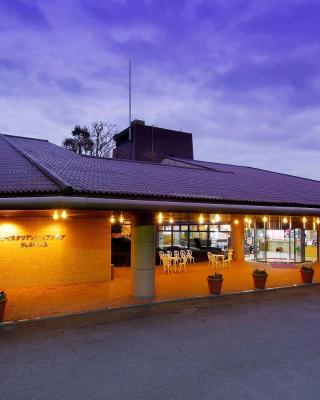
[{"left": 63, "top": 122, "right": 116, "bottom": 157}]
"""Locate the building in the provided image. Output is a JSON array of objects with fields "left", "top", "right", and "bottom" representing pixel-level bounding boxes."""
[
  {"left": 113, "top": 119, "right": 194, "bottom": 162},
  {"left": 1, "top": 126, "right": 320, "bottom": 304}
]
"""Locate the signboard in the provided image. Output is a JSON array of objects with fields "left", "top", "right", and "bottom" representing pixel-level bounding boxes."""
[{"left": 0, "top": 234, "right": 66, "bottom": 248}]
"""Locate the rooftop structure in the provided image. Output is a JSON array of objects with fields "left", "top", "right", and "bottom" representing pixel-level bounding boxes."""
[{"left": 113, "top": 120, "right": 194, "bottom": 162}]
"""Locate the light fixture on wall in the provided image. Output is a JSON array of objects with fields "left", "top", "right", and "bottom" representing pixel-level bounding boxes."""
[
  {"left": 110, "top": 215, "right": 115, "bottom": 224},
  {"left": 283, "top": 217, "right": 288, "bottom": 224},
  {"left": 316, "top": 217, "right": 320, "bottom": 225},
  {"left": 199, "top": 214, "right": 204, "bottom": 224},
  {"left": 169, "top": 216, "right": 174, "bottom": 224},
  {"left": 234, "top": 219, "right": 239, "bottom": 225},
  {"left": 61, "top": 210, "right": 67, "bottom": 220},
  {"left": 158, "top": 212, "right": 163, "bottom": 224},
  {"left": 302, "top": 217, "right": 307, "bottom": 229},
  {"left": 263, "top": 216, "right": 267, "bottom": 223},
  {"left": 119, "top": 214, "right": 124, "bottom": 224},
  {"left": 53, "top": 211, "right": 59, "bottom": 220}
]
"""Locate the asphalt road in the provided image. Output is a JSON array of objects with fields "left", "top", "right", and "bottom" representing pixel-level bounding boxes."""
[{"left": 1, "top": 286, "right": 320, "bottom": 400}]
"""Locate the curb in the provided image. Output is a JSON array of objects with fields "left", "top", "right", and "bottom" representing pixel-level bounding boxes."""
[{"left": 1, "top": 282, "right": 319, "bottom": 328}]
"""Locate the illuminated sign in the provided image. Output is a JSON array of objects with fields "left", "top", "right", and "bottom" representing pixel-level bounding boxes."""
[{"left": 0, "top": 234, "right": 66, "bottom": 248}]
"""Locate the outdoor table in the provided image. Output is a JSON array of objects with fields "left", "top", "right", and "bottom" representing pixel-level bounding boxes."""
[{"left": 215, "top": 254, "right": 225, "bottom": 263}]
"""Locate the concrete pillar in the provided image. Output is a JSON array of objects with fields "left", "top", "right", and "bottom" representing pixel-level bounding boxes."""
[
  {"left": 317, "top": 228, "right": 320, "bottom": 262},
  {"left": 106, "top": 218, "right": 112, "bottom": 280},
  {"left": 131, "top": 212, "right": 156, "bottom": 299},
  {"left": 230, "top": 216, "right": 245, "bottom": 261},
  {"left": 301, "top": 228, "right": 306, "bottom": 262}
]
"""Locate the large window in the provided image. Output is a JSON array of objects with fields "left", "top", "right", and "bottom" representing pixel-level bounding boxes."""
[
  {"left": 305, "top": 230, "right": 318, "bottom": 262},
  {"left": 157, "top": 223, "right": 231, "bottom": 250},
  {"left": 246, "top": 227, "right": 316, "bottom": 263}
]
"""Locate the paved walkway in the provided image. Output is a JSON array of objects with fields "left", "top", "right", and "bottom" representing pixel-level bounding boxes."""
[
  {"left": 1, "top": 286, "right": 320, "bottom": 400},
  {"left": 3, "top": 261, "right": 320, "bottom": 323}
]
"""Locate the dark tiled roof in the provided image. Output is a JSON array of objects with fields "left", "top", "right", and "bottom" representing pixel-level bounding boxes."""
[
  {"left": 1, "top": 133, "right": 320, "bottom": 207},
  {"left": 0, "top": 135, "right": 61, "bottom": 194}
]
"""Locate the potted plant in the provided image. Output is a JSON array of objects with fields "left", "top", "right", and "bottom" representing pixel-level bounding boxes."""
[
  {"left": 207, "top": 273, "right": 223, "bottom": 295},
  {"left": 300, "top": 264, "right": 315, "bottom": 284},
  {"left": 0, "top": 291, "right": 7, "bottom": 322},
  {"left": 252, "top": 269, "right": 268, "bottom": 289}
]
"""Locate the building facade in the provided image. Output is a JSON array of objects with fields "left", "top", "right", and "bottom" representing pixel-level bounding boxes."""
[{"left": 1, "top": 128, "right": 320, "bottom": 301}]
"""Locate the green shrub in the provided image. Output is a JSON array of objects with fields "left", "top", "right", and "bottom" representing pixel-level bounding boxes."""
[
  {"left": 252, "top": 269, "right": 268, "bottom": 276},
  {"left": 301, "top": 265, "right": 314, "bottom": 272},
  {"left": 0, "top": 291, "right": 7, "bottom": 303},
  {"left": 208, "top": 273, "right": 223, "bottom": 280}
]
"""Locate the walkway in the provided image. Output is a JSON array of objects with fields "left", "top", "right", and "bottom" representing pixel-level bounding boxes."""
[{"left": 3, "top": 261, "right": 320, "bottom": 323}]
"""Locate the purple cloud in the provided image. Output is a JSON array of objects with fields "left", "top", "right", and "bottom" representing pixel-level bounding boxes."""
[{"left": 0, "top": 0, "right": 320, "bottom": 180}]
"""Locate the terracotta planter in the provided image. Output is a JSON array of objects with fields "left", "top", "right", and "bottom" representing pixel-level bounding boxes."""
[
  {"left": 300, "top": 269, "right": 314, "bottom": 284},
  {"left": 207, "top": 278, "right": 223, "bottom": 295},
  {"left": 0, "top": 300, "right": 7, "bottom": 322},
  {"left": 252, "top": 274, "right": 268, "bottom": 289}
]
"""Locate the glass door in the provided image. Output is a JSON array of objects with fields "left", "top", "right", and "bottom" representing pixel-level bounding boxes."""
[
  {"left": 245, "top": 228, "right": 255, "bottom": 261},
  {"left": 305, "top": 230, "right": 317, "bottom": 262},
  {"left": 255, "top": 228, "right": 266, "bottom": 261},
  {"left": 294, "top": 229, "right": 302, "bottom": 262}
]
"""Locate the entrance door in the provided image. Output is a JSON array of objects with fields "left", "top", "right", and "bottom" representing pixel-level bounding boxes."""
[
  {"left": 294, "top": 229, "right": 302, "bottom": 263},
  {"left": 305, "top": 230, "right": 317, "bottom": 262},
  {"left": 255, "top": 228, "right": 266, "bottom": 261}
]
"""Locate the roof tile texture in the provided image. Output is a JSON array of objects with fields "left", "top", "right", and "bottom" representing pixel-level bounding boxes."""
[{"left": 1, "top": 134, "right": 320, "bottom": 207}]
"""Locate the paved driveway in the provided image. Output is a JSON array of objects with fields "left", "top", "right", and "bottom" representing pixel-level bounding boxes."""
[{"left": 1, "top": 286, "right": 320, "bottom": 400}]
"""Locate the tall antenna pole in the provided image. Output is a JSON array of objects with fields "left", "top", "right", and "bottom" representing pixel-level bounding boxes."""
[{"left": 129, "top": 60, "right": 132, "bottom": 141}]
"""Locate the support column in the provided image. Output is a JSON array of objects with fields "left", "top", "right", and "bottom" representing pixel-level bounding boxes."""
[
  {"left": 301, "top": 228, "right": 306, "bottom": 262},
  {"left": 230, "top": 216, "right": 245, "bottom": 261},
  {"left": 131, "top": 212, "right": 156, "bottom": 299},
  {"left": 106, "top": 217, "right": 112, "bottom": 280},
  {"left": 317, "top": 228, "right": 320, "bottom": 262}
]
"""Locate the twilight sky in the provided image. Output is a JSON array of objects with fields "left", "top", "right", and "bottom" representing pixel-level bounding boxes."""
[{"left": 1, "top": 0, "right": 320, "bottom": 179}]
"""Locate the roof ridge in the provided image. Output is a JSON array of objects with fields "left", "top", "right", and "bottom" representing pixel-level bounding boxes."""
[
  {"left": 0, "top": 134, "right": 74, "bottom": 195},
  {"left": 162, "top": 157, "right": 234, "bottom": 173},
  {"left": 1, "top": 133, "right": 49, "bottom": 142},
  {"left": 81, "top": 153, "right": 234, "bottom": 173},
  {"left": 168, "top": 156, "right": 320, "bottom": 183}
]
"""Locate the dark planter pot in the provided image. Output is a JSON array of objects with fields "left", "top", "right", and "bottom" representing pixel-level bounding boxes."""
[
  {"left": 207, "top": 278, "right": 223, "bottom": 295},
  {"left": 0, "top": 300, "right": 7, "bottom": 322},
  {"left": 300, "top": 270, "right": 314, "bottom": 284},
  {"left": 252, "top": 274, "right": 268, "bottom": 289}
]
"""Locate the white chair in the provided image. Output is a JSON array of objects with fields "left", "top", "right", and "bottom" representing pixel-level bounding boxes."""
[
  {"left": 208, "top": 252, "right": 219, "bottom": 269},
  {"left": 162, "top": 255, "right": 171, "bottom": 273},
  {"left": 179, "top": 256, "right": 188, "bottom": 272},
  {"left": 207, "top": 251, "right": 213, "bottom": 266},
  {"left": 211, "top": 254, "right": 220, "bottom": 269},
  {"left": 173, "top": 250, "right": 181, "bottom": 261},
  {"left": 186, "top": 249, "right": 195, "bottom": 264},
  {"left": 180, "top": 249, "right": 186, "bottom": 258},
  {"left": 159, "top": 250, "right": 165, "bottom": 266},
  {"left": 222, "top": 250, "right": 233, "bottom": 268}
]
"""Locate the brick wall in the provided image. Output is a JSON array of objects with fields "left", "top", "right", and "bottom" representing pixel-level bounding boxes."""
[{"left": 0, "top": 217, "right": 111, "bottom": 288}]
